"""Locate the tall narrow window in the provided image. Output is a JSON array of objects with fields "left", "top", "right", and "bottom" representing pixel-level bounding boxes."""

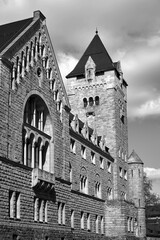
[
  {"left": 9, "top": 191, "right": 15, "bottom": 218},
  {"left": 95, "top": 215, "right": 99, "bottom": 233},
  {"left": 9, "top": 191, "right": 21, "bottom": 219},
  {"left": 124, "top": 170, "right": 127, "bottom": 180},
  {"left": 58, "top": 202, "right": 65, "bottom": 225},
  {"left": 119, "top": 167, "right": 123, "bottom": 178},
  {"left": 81, "top": 211, "right": 84, "bottom": 229},
  {"left": 100, "top": 157, "right": 104, "bottom": 169},
  {"left": 131, "top": 217, "right": 134, "bottom": 232},
  {"left": 71, "top": 210, "right": 74, "bottom": 229},
  {"left": 101, "top": 216, "right": 104, "bottom": 234},
  {"left": 69, "top": 163, "right": 72, "bottom": 185},
  {"left": 91, "top": 151, "right": 95, "bottom": 164},
  {"left": 15, "top": 192, "right": 20, "bottom": 219},
  {"left": 34, "top": 197, "right": 38, "bottom": 221},
  {"left": 83, "top": 98, "right": 87, "bottom": 108},
  {"left": 107, "top": 161, "right": 111, "bottom": 173},
  {"left": 127, "top": 217, "right": 130, "bottom": 232},
  {"left": 95, "top": 96, "right": 99, "bottom": 105},
  {"left": 58, "top": 202, "right": 62, "bottom": 224},
  {"left": 39, "top": 199, "right": 43, "bottom": 222},
  {"left": 62, "top": 203, "right": 65, "bottom": 225},
  {"left": 44, "top": 201, "right": 48, "bottom": 223},
  {"left": 138, "top": 169, "right": 141, "bottom": 177},
  {"left": 95, "top": 182, "right": 101, "bottom": 198},
  {"left": 81, "top": 145, "right": 86, "bottom": 159},
  {"left": 87, "top": 213, "right": 90, "bottom": 231},
  {"left": 107, "top": 187, "right": 112, "bottom": 200},
  {"left": 80, "top": 176, "right": 88, "bottom": 194},
  {"left": 70, "top": 138, "right": 76, "bottom": 153},
  {"left": 131, "top": 169, "right": 133, "bottom": 177},
  {"left": 89, "top": 97, "right": 94, "bottom": 106}
]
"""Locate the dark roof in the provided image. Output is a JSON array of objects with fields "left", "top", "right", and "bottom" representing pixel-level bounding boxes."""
[
  {"left": 66, "top": 33, "right": 115, "bottom": 78},
  {"left": 128, "top": 150, "right": 143, "bottom": 164},
  {"left": 0, "top": 17, "right": 33, "bottom": 52}
]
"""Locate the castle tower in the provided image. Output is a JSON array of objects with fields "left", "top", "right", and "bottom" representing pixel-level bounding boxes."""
[
  {"left": 66, "top": 32, "right": 128, "bottom": 199},
  {"left": 128, "top": 150, "right": 146, "bottom": 238}
]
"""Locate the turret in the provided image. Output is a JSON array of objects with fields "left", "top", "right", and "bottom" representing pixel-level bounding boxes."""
[{"left": 128, "top": 150, "right": 146, "bottom": 238}]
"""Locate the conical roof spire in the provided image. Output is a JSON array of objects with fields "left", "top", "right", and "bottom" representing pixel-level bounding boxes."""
[
  {"left": 66, "top": 33, "right": 115, "bottom": 78},
  {"left": 128, "top": 150, "right": 143, "bottom": 164}
]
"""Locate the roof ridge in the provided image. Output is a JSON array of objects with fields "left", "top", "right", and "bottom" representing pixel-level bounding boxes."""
[
  {"left": 0, "top": 17, "right": 33, "bottom": 52},
  {"left": 0, "top": 17, "right": 32, "bottom": 28}
]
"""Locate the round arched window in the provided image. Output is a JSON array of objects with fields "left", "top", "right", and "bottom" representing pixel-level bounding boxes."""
[
  {"left": 83, "top": 98, "right": 87, "bottom": 107},
  {"left": 23, "top": 95, "right": 52, "bottom": 170},
  {"left": 89, "top": 97, "right": 93, "bottom": 106}
]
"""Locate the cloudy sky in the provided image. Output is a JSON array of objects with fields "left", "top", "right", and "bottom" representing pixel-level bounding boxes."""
[{"left": 0, "top": 0, "right": 160, "bottom": 195}]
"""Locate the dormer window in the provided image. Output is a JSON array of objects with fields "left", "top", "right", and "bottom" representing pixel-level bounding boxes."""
[{"left": 85, "top": 56, "right": 96, "bottom": 81}]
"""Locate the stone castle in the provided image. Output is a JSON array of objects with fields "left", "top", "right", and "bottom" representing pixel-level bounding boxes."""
[{"left": 0, "top": 11, "right": 146, "bottom": 239}]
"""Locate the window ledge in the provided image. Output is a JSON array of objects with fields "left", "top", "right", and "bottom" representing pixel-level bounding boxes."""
[{"left": 71, "top": 189, "right": 105, "bottom": 202}]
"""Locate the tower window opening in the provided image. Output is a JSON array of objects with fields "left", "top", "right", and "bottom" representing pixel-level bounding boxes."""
[
  {"left": 95, "top": 96, "right": 99, "bottom": 105},
  {"left": 83, "top": 98, "right": 87, "bottom": 107},
  {"left": 89, "top": 97, "right": 94, "bottom": 107}
]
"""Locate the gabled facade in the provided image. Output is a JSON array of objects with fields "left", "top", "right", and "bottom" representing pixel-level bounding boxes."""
[{"left": 0, "top": 11, "right": 145, "bottom": 240}]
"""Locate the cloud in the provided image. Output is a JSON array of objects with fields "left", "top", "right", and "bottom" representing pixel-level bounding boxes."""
[
  {"left": 57, "top": 53, "right": 78, "bottom": 84},
  {"left": 130, "top": 97, "right": 160, "bottom": 118},
  {"left": 144, "top": 167, "right": 160, "bottom": 180}
]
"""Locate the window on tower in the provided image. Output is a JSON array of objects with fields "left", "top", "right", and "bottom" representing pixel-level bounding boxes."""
[
  {"left": 89, "top": 97, "right": 94, "bottom": 106},
  {"left": 83, "top": 98, "right": 87, "bottom": 107},
  {"left": 95, "top": 96, "right": 99, "bottom": 105}
]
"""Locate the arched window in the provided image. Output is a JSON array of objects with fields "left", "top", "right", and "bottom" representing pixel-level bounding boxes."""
[
  {"left": 127, "top": 217, "right": 130, "bottom": 232},
  {"left": 41, "top": 45, "right": 45, "bottom": 58},
  {"left": 89, "top": 97, "right": 93, "bottom": 107},
  {"left": 23, "top": 95, "right": 52, "bottom": 171},
  {"left": 80, "top": 175, "right": 88, "bottom": 194},
  {"left": 95, "top": 181, "right": 101, "bottom": 198},
  {"left": 69, "top": 162, "right": 72, "bottom": 188},
  {"left": 107, "top": 187, "right": 112, "bottom": 200},
  {"left": 45, "top": 56, "right": 49, "bottom": 69},
  {"left": 83, "top": 98, "right": 87, "bottom": 108},
  {"left": 95, "top": 96, "right": 99, "bottom": 105}
]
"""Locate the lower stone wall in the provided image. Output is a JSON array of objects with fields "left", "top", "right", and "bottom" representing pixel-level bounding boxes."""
[
  {"left": 0, "top": 225, "right": 141, "bottom": 240},
  {"left": 105, "top": 200, "right": 140, "bottom": 238}
]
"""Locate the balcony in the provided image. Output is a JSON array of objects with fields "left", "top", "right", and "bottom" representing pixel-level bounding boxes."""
[{"left": 32, "top": 168, "right": 55, "bottom": 192}]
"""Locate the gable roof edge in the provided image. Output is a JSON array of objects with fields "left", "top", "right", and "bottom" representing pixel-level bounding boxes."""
[{"left": 43, "top": 25, "right": 71, "bottom": 109}]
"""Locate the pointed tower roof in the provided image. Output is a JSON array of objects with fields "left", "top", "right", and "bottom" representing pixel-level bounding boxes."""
[
  {"left": 66, "top": 32, "right": 115, "bottom": 78},
  {"left": 128, "top": 150, "right": 143, "bottom": 164}
]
